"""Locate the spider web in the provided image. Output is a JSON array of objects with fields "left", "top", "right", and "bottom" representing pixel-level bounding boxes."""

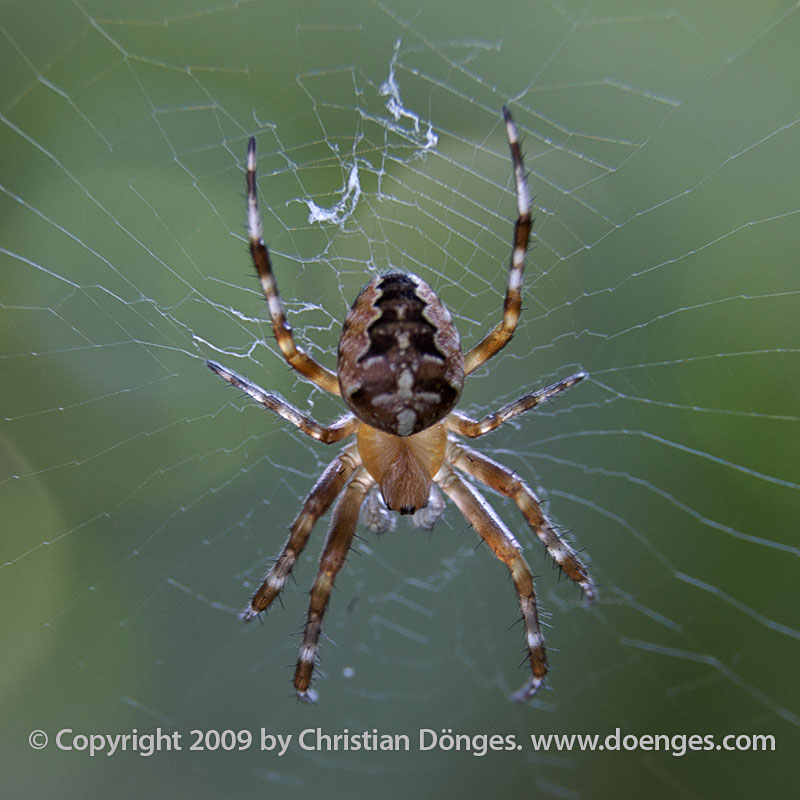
[{"left": 2, "top": 0, "right": 798, "bottom": 797}]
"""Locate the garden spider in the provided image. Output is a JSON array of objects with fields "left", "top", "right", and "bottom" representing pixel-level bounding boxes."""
[{"left": 208, "top": 108, "right": 595, "bottom": 702}]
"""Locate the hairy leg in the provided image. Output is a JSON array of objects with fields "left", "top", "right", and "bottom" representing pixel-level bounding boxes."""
[
  {"left": 294, "top": 468, "right": 374, "bottom": 700},
  {"left": 446, "top": 372, "right": 586, "bottom": 438},
  {"left": 243, "top": 444, "right": 361, "bottom": 620},
  {"left": 245, "top": 137, "right": 340, "bottom": 395},
  {"left": 208, "top": 360, "right": 356, "bottom": 443},
  {"left": 436, "top": 462, "right": 548, "bottom": 701},
  {"left": 463, "top": 107, "right": 532, "bottom": 375},
  {"left": 447, "top": 439, "right": 595, "bottom": 601}
]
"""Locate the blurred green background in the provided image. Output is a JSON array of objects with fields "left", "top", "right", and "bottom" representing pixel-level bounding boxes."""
[{"left": 2, "top": 0, "right": 798, "bottom": 797}]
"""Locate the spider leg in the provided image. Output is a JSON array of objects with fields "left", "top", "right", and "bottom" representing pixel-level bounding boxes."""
[
  {"left": 245, "top": 137, "right": 340, "bottom": 396},
  {"left": 294, "top": 467, "right": 374, "bottom": 701},
  {"left": 446, "top": 372, "right": 586, "bottom": 438},
  {"left": 243, "top": 443, "right": 361, "bottom": 620},
  {"left": 447, "top": 439, "right": 595, "bottom": 602},
  {"left": 208, "top": 360, "right": 356, "bottom": 443},
  {"left": 463, "top": 107, "right": 532, "bottom": 376},
  {"left": 436, "top": 462, "right": 548, "bottom": 701}
]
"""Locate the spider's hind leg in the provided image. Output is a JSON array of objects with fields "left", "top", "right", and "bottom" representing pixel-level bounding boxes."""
[
  {"left": 243, "top": 444, "right": 361, "bottom": 620},
  {"left": 436, "top": 462, "right": 548, "bottom": 701},
  {"left": 294, "top": 468, "right": 374, "bottom": 700},
  {"left": 447, "top": 440, "right": 595, "bottom": 602}
]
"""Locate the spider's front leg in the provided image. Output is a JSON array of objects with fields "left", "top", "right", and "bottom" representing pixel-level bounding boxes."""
[
  {"left": 243, "top": 444, "right": 361, "bottom": 620},
  {"left": 463, "top": 107, "right": 532, "bottom": 375},
  {"left": 245, "top": 137, "right": 340, "bottom": 396},
  {"left": 294, "top": 468, "right": 374, "bottom": 701},
  {"left": 436, "top": 463, "right": 548, "bottom": 702}
]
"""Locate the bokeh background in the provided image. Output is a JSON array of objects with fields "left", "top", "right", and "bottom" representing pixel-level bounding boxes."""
[{"left": 2, "top": 0, "right": 798, "bottom": 797}]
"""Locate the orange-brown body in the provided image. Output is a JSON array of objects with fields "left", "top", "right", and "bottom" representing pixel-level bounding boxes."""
[
  {"left": 337, "top": 272, "right": 463, "bottom": 513},
  {"left": 356, "top": 421, "right": 447, "bottom": 513},
  {"left": 208, "top": 110, "right": 594, "bottom": 704}
]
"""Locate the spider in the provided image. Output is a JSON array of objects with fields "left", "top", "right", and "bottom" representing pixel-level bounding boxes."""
[{"left": 208, "top": 108, "right": 595, "bottom": 702}]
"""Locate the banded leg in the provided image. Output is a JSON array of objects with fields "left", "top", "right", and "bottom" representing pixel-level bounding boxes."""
[
  {"left": 447, "top": 372, "right": 586, "bottom": 438},
  {"left": 447, "top": 440, "right": 595, "bottom": 601},
  {"left": 208, "top": 360, "right": 356, "bottom": 443},
  {"left": 436, "top": 463, "right": 548, "bottom": 701},
  {"left": 243, "top": 444, "right": 361, "bottom": 620},
  {"left": 245, "top": 137, "right": 340, "bottom": 395},
  {"left": 295, "top": 467, "right": 374, "bottom": 700},
  {"left": 463, "top": 107, "right": 532, "bottom": 375}
]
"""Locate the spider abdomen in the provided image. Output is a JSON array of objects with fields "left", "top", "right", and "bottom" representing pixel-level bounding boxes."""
[{"left": 338, "top": 272, "right": 464, "bottom": 436}]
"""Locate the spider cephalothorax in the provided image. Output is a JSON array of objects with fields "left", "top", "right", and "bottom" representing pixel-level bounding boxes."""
[{"left": 208, "top": 108, "right": 595, "bottom": 703}]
